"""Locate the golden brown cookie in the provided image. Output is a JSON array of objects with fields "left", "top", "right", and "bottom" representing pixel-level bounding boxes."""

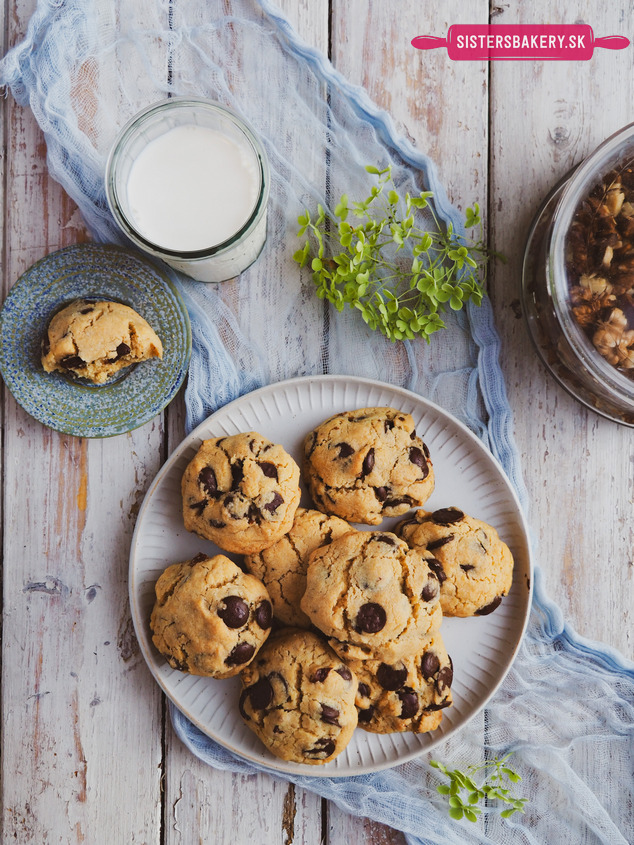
[
  {"left": 150, "top": 553, "right": 272, "bottom": 678},
  {"left": 181, "top": 432, "right": 301, "bottom": 555},
  {"left": 303, "top": 407, "right": 434, "bottom": 525},
  {"left": 41, "top": 298, "right": 162, "bottom": 383},
  {"left": 239, "top": 629, "right": 358, "bottom": 765},
  {"left": 300, "top": 531, "right": 442, "bottom": 662},
  {"left": 350, "top": 632, "right": 453, "bottom": 734},
  {"left": 396, "top": 507, "right": 514, "bottom": 617},
  {"left": 243, "top": 508, "right": 354, "bottom": 627}
]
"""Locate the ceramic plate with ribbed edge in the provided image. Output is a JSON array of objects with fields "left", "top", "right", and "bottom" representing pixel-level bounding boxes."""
[
  {"left": 0, "top": 243, "right": 191, "bottom": 437},
  {"left": 130, "top": 376, "right": 532, "bottom": 776}
]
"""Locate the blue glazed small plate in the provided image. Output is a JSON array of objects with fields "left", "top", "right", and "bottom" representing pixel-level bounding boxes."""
[{"left": 0, "top": 243, "right": 191, "bottom": 437}]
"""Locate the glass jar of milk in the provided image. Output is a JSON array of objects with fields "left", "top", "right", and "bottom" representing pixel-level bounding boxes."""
[{"left": 106, "top": 98, "right": 270, "bottom": 283}]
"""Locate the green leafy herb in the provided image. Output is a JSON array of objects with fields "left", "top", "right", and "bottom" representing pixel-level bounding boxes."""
[
  {"left": 293, "top": 164, "right": 495, "bottom": 342},
  {"left": 430, "top": 754, "right": 528, "bottom": 823}
]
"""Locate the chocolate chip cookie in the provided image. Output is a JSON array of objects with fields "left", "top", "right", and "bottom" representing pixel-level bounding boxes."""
[
  {"left": 350, "top": 632, "right": 453, "bottom": 734},
  {"left": 182, "top": 432, "right": 301, "bottom": 555},
  {"left": 396, "top": 507, "right": 514, "bottom": 617},
  {"left": 303, "top": 407, "right": 434, "bottom": 524},
  {"left": 150, "top": 553, "right": 273, "bottom": 678},
  {"left": 41, "top": 299, "right": 162, "bottom": 384},
  {"left": 239, "top": 629, "right": 358, "bottom": 765},
  {"left": 300, "top": 531, "right": 442, "bottom": 662},
  {"left": 243, "top": 508, "right": 354, "bottom": 628}
]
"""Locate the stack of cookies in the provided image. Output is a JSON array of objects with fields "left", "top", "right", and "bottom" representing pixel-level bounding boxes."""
[{"left": 149, "top": 407, "right": 514, "bottom": 766}]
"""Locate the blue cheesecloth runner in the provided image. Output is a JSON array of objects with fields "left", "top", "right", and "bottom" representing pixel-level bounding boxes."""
[{"left": 1, "top": 1, "right": 633, "bottom": 842}]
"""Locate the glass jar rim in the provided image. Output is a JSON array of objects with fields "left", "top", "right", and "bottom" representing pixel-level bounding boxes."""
[
  {"left": 549, "top": 121, "right": 634, "bottom": 400},
  {"left": 105, "top": 97, "right": 270, "bottom": 260}
]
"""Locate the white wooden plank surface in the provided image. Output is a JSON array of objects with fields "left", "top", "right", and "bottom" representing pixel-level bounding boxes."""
[
  {"left": 162, "top": 1, "right": 327, "bottom": 843},
  {"left": 325, "top": 3, "right": 487, "bottom": 841},
  {"left": 489, "top": 0, "right": 634, "bottom": 659},
  {"left": 1, "top": 1, "right": 168, "bottom": 842},
  {"left": 2, "top": 1, "right": 633, "bottom": 844}
]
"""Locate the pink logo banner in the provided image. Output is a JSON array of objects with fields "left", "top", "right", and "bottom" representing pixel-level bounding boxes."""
[{"left": 412, "top": 24, "right": 629, "bottom": 61}]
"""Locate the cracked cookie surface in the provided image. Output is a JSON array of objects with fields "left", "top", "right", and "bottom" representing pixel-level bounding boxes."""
[
  {"left": 239, "top": 628, "right": 358, "bottom": 765},
  {"left": 300, "top": 531, "right": 442, "bottom": 662},
  {"left": 150, "top": 553, "right": 272, "bottom": 678},
  {"left": 350, "top": 631, "right": 453, "bottom": 734},
  {"left": 41, "top": 298, "right": 162, "bottom": 384},
  {"left": 303, "top": 406, "right": 434, "bottom": 525},
  {"left": 396, "top": 507, "right": 514, "bottom": 617},
  {"left": 243, "top": 508, "right": 354, "bottom": 628},
  {"left": 181, "top": 432, "right": 301, "bottom": 555}
]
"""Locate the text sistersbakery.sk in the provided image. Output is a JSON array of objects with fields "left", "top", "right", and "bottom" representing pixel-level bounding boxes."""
[
  {"left": 411, "top": 24, "right": 628, "bottom": 62},
  {"left": 455, "top": 33, "right": 585, "bottom": 51}
]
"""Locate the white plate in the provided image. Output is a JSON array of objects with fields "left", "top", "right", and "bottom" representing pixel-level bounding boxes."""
[{"left": 129, "top": 375, "right": 533, "bottom": 776}]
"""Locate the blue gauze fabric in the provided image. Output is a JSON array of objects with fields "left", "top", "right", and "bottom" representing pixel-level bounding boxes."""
[{"left": 1, "top": 2, "right": 633, "bottom": 842}]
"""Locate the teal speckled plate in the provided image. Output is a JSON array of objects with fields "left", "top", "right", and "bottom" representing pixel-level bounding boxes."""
[{"left": 0, "top": 243, "right": 191, "bottom": 437}]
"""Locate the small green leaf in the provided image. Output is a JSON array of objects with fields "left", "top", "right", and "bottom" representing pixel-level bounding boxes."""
[
  {"left": 292, "top": 241, "right": 311, "bottom": 267},
  {"left": 465, "top": 203, "right": 481, "bottom": 228},
  {"left": 449, "top": 807, "right": 464, "bottom": 821},
  {"left": 334, "top": 194, "right": 349, "bottom": 219},
  {"left": 411, "top": 191, "right": 434, "bottom": 209}
]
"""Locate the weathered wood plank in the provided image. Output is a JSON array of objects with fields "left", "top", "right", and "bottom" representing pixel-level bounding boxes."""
[
  {"left": 489, "top": 0, "right": 634, "bottom": 659},
  {"left": 1, "top": 1, "right": 169, "bottom": 842},
  {"left": 162, "top": 3, "right": 327, "bottom": 844},
  {"left": 331, "top": 0, "right": 489, "bottom": 210},
  {"left": 325, "top": 2, "right": 488, "bottom": 842}
]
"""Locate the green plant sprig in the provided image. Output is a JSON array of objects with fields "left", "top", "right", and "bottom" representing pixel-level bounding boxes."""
[
  {"left": 429, "top": 755, "right": 528, "bottom": 823},
  {"left": 293, "top": 164, "right": 495, "bottom": 342}
]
